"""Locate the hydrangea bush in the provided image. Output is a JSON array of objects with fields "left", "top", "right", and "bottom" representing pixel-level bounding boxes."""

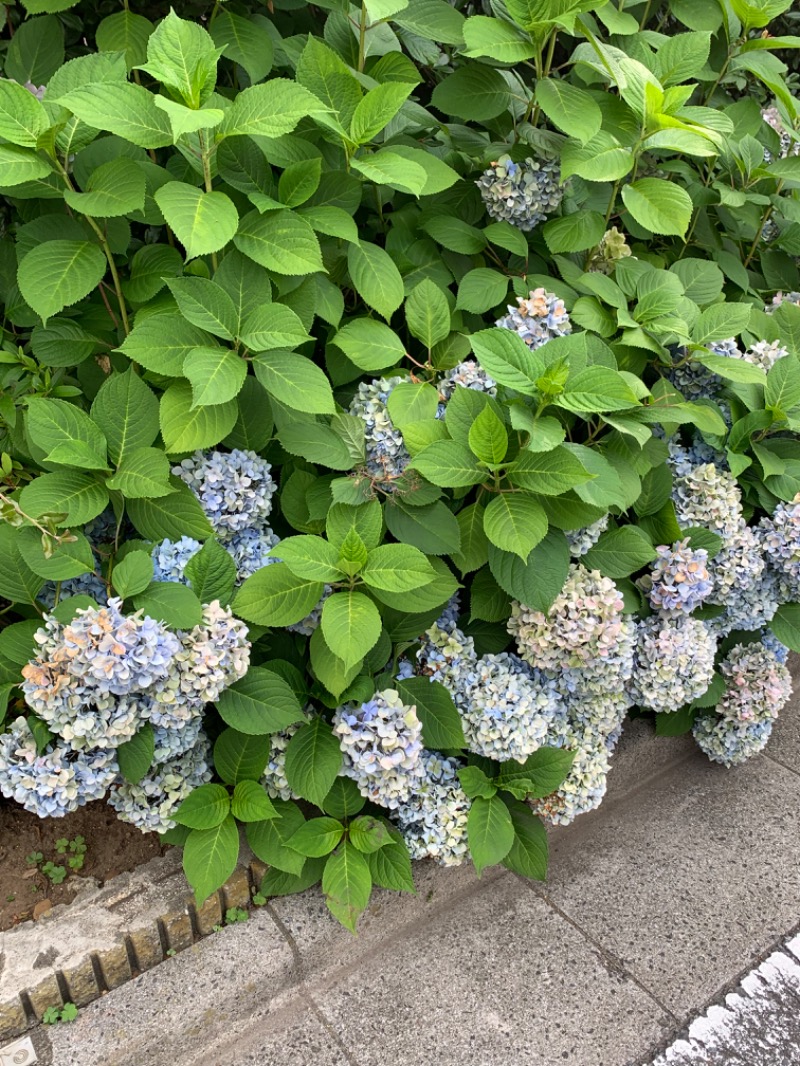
[{"left": 0, "top": 0, "right": 799, "bottom": 932}]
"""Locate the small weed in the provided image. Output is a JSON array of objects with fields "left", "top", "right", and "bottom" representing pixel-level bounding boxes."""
[
  {"left": 225, "top": 907, "right": 249, "bottom": 925},
  {"left": 43, "top": 1002, "right": 78, "bottom": 1025},
  {"left": 42, "top": 861, "right": 67, "bottom": 885},
  {"left": 56, "top": 836, "right": 87, "bottom": 872},
  {"left": 6, "top": 893, "right": 15, "bottom": 903},
  {"left": 252, "top": 892, "right": 266, "bottom": 907},
  {"left": 166, "top": 948, "right": 176, "bottom": 957},
  {"left": 26, "top": 851, "right": 43, "bottom": 866}
]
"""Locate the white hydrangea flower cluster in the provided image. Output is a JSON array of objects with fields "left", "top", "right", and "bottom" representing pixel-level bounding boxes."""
[
  {"left": 743, "top": 339, "right": 789, "bottom": 372},
  {"left": 565, "top": 515, "right": 609, "bottom": 557},
  {"left": 333, "top": 689, "right": 425, "bottom": 809},
  {"left": 765, "top": 292, "right": 800, "bottom": 313},
  {"left": 392, "top": 752, "right": 471, "bottom": 866},
  {"left": 693, "top": 639, "right": 792, "bottom": 767},
  {"left": 640, "top": 539, "right": 714, "bottom": 616},
  {"left": 630, "top": 615, "right": 717, "bottom": 713},
  {"left": 173, "top": 448, "right": 277, "bottom": 541},
  {"left": 348, "top": 375, "right": 412, "bottom": 489},
  {"left": 476, "top": 155, "right": 563, "bottom": 231},
  {"left": 672, "top": 462, "right": 743, "bottom": 537},
  {"left": 496, "top": 288, "right": 572, "bottom": 351},
  {"left": 108, "top": 734, "right": 213, "bottom": 832},
  {"left": 762, "top": 106, "right": 800, "bottom": 160},
  {"left": 415, "top": 620, "right": 477, "bottom": 688},
  {"left": 437, "top": 361, "right": 497, "bottom": 402},
  {"left": 0, "top": 716, "right": 118, "bottom": 818}
]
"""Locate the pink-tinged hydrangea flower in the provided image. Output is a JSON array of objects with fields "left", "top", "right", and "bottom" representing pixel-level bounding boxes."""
[
  {"left": 172, "top": 449, "right": 277, "bottom": 540},
  {"left": 496, "top": 288, "right": 571, "bottom": 351},
  {"left": 108, "top": 732, "right": 213, "bottom": 833},
  {"left": 392, "top": 752, "right": 471, "bottom": 866},
  {"left": 716, "top": 641, "right": 792, "bottom": 724},
  {"left": 759, "top": 495, "right": 800, "bottom": 599},
  {"left": 0, "top": 717, "right": 117, "bottom": 818},
  {"left": 630, "top": 616, "right": 717, "bottom": 713},
  {"left": 765, "top": 292, "right": 800, "bottom": 313},
  {"left": 640, "top": 539, "right": 714, "bottom": 616},
  {"left": 672, "top": 462, "right": 743, "bottom": 536},
  {"left": 437, "top": 361, "right": 497, "bottom": 403},
  {"left": 333, "top": 689, "right": 425, "bottom": 809},
  {"left": 476, "top": 155, "right": 563, "bottom": 231},
  {"left": 348, "top": 375, "right": 411, "bottom": 488}
]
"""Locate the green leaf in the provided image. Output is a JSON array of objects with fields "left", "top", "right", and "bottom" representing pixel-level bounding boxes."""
[
  {"left": 234, "top": 563, "right": 324, "bottom": 627},
  {"left": 183, "top": 815, "right": 239, "bottom": 905},
  {"left": 279, "top": 422, "right": 354, "bottom": 471},
  {"left": 394, "top": 0, "right": 465, "bottom": 44},
  {"left": 154, "top": 184, "right": 239, "bottom": 261},
  {"left": 497, "top": 746, "right": 575, "bottom": 799},
  {"left": 431, "top": 63, "right": 510, "bottom": 120},
  {"left": 310, "top": 628, "right": 361, "bottom": 699},
  {"left": 0, "top": 526, "right": 44, "bottom": 604},
  {"left": 322, "top": 841, "right": 372, "bottom": 933},
  {"left": 17, "top": 241, "right": 106, "bottom": 323},
  {"left": 502, "top": 800, "right": 548, "bottom": 881},
  {"left": 133, "top": 581, "right": 203, "bottom": 629},
  {"left": 361, "top": 544, "right": 436, "bottom": 592},
  {"left": 321, "top": 590, "right": 381, "bottom": 669},
  {"left": 214, "top": 729, "right": 270, "bottom": 786},
  {"left": 349, "top": 815, "right": 393, "bottom": 854},
  {"left": 396, "top": 677, "right": 466, "bottom": 749},
  {"left": 535, "top": 78, "right": 602, "bottom": 143},
  {"left": 164, "top": 277, "right": 238, "bottom": 340},
  {"left": 406, "top": 279, "right": 450, "bottom": 350},
  {"left": 253, "top": 350, "right": 335, "bottom": 414},
  {"left": 26, "top": 397, "right": 108, "bottom": 471},
  {"left": 234, "top": 210, "right": 323, "bottom": 275},
  {"left": 96, "top": 10, "right": 154, "bottom": 69},
  {"left": 240, "top": 304, "right": 310, "bottom": 353},
  {"left": 271, "top": 535, "right": 342, "bottom": 582},
  {"left": 770, "top": 603, "right": 800, "bottom": 653},
  {"left": 246, "top": 800, "right": 307, "bottom": 876},
  {"left": 555, "top": 367, "right": 640, "bottom": 413},
  {"left": 127, "top": 482, "right": 212, "bottom": 542},
  {"left": 387, "top": 383, "right": 440, "bottom": 429},
  {"left": 469, "top": 329, "right": 544, "bottom": 395},
  {"left": 285, "top": 717, "right": 342, "bottom": 808},
  {"left": 231, "top": 780, "right": 278, "bottom": 823},
  {"left": 690, "top": 302, "right": 753, "bottom": 345},
  {"left": 421, "top": 215, "right": 486, "bottom": 254},
  {"left": 467, "top": 795, "right": 514, "bottom": 876},
  {"left": 117, "top": 723, "right": 155, "bottom": 785},
  {"left": 410, "top": 441, "right": 486, "bottom": 488},
  {"left": 506, "top": 448, "right": 592, "bottom": 496},
  {"left": 766, "top": 356, "right": 800, "bottom": 413},
  {"left": 0, "top": 145, "right": 52, "bottom": 187},
  {"left": 183, "top": 348, "right": 248, "bottom": 408},
  {"left": 583, "top": 526, "right": 657, "bottom": 578},
  {"left": 5, "top": 13, "right": 64, "bottom": 85},
  {"left": 63, "top": 157, "right": 146, "bottom": 218},
  {"left": 210, "top": 10, "right": 274, "bottom": 84},
  {"left": 286, "top": 816, "right": 344, "bottom": 857},
  {"left": 117, "top": 313, "right": 210, "bottom": 377},
  {"left": 459, "top": 765, "right": 498, "bottom": 800},
  {"left": 106, "top": 446, "right": 174, "bottom": 498},
  {"left": 184, "top": 539, "right": 237, "bottom": 605},
  {"left": 543, "top": 212, "right": 606, "bottom": 254},
  {"left": 483, "top": 494, "right": 548, "bottom": 560},
  {"left": 351, "top": 151, "right": 428, "bottom": 196},
  {"left": 90, "top": 368, "right": 159, "bottom": 466},
  {"left": 468, "top": 406, "right": 508, "bottom": 464},
  {"left": 221, "top": 78, "right": 327, "bottom": 139},
  {"left": 0, "top": 78, "right": 49, "bottom": 146},
  {"left": 456, "top": 269, "right": 508, "bottom": 314},
  {"left": 62, "top": 82, "right": 173, "bottom": 148},
  {"left": 20, "top": 471, "right": 108, "bottom": 528},
  {"left": 139, "top": 9, "right": 218, "bottom": 107},
  {"left": 159, "top": 382, "right": 238, "bottom": 454},
  {"left": 110, "top": 551, "right": 153, "bottom": 598},
  {"left": 176, "top": 783, "right": 232, "bottom": 830},
  {"left": 621, "top": 178, "right": 693, "bottom": 237},
  {"left": 351, "top": 82, "right": 414, "bottom": 142},
  {"left": 692, "top": 352, "right": 766, "bottom": 385},
  {"left": 217, "top": 666, "right": 305, "bottom": 735},
  {"left": 367, "top": 833, "right": 415, "bottom": 892},
  {"left": 488, "top": 531, "right": 570, "bottom": 613},
  {"left": 332, "top": 318, "right": 406, "bottom": 372},
  {"left": 16, "top": 526, "right": 94, "bottom": 581},
  {"left": 462, "top": 15, "right": 537, "bottom": 62},
  {"left": 347, "top": 241, "right": 404, "bottom": 321},
  {"left": 655, "top": 705, "right": 698, "bottom": 736}
]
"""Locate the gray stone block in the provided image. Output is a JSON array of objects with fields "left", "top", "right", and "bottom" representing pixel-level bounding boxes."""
[
  {"left": 313, "top": 877, "right": 671, "bottom": 1066},
  {"left": 541, "top": 752, "right": 800, "bottom": 1019}
]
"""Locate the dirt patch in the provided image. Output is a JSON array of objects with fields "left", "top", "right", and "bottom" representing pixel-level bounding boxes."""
[{"left": 0, "top": 800, "right": 165, "bottom": 930}]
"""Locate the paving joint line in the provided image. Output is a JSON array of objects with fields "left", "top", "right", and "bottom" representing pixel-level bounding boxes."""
[
  {"left": 519, "top": 874, "right": 680, "bottom": 1027},
  {"left": 632, "top": 915, "right": 800, "bottom": 1066},
  {"left": 307, "top": 993, "right": 367, "bottom": 1066},
  {"left": 765, "top": 750, "right": 800, "bottom": 781}
]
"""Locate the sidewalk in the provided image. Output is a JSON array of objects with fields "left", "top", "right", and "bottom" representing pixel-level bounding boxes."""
[{"left": 23, "top": 688, "right": 800, "bottom": 1066}]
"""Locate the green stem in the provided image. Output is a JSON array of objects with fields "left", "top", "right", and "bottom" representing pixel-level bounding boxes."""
[
  {"left": 199, "top": 132, "right": 219, "bottom": 271},
  {"left": 358, "top": 1, "right": 368, "bottom": 73},
  {"left": 603, "top": 179, "right": 621, "bottom": 226},
  {"left": 743, "top": 181, "right": 784, "bottom": 269}
]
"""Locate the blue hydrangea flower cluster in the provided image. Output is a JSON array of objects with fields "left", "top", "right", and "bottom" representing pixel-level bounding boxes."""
[
  {"left": 173, "top": 449, "right": 277, "bottom": 540},
  {"left": 640, "top": 539, "right": 714, "bottom": 615},
  {"left": 496, "top": 288, "right": 572, "bottom": 351},
  {"left": 287, "top": 585, "right": 333, "bottom": 636},
  {"left": 0, "top": 716, "right": 118, "bottom": 818},
  {"left": 565, "top": 515, "right": 609, "bottom": 557},
  {"left": 108, "top": 733, "right": 213, "bottom": 832},
  {"left": 672, "top": 462, "right": 743, "bottom": 537},
  {"left": 759, "top": 495, "right": 800, "bottom": 600},
  {"left": 630, "top": 615, "right": 717, "bottom": 713},
  {"left": 261, "top": 720, "right": 305, "bottom": 801},
  {"left": 348, "top": 375, "right": 412, "bottom": 488},
  {"left": 434, "top": 592, "right": 461, "bottom": 630},
  {"left": 476, "top": 156, "right": 563, "bottom": 231},
  {"left": 152, "top": 536, "right": 202, "bottom": 583},
  {"left": 437, "top": 361, "right": 497, "bottom": 402},
  {"left": 530, "top": 721, "right": 611, "bottom": 827},
  {"left": 667, "top": 438, "right": 728, "bottom": 477},
  {"left": 693, "top": 639, "right": 792, "bottom": 767},
  {"left": 333, "top": 689, "right": 425, "bottom": 808},
  {"left": 226, "top": 527, "right": 281, "bottom": 583},
  {"left": 39, "top": 570, "right": 109, "bottom": 610},
  {"left": 392, "top": 752, "right": 471, "bottom": 866}
]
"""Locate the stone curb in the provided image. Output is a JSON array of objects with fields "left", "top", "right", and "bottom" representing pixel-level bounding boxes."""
[
  {"left": 0, "top": 846, "right": 268, "bottom": 1042},
  {"left": 0, "top": 719, "right": 696, "bottom": 1044}
]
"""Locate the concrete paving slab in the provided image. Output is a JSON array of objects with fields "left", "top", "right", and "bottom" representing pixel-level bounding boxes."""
[
  {"left": 769, "top": 655, "right": 800, "bottom": 773},
  {"left": 39, "top": 908, "right": 296, "bottom": 1066},
  {"left": 540, "top": 749, "right": 800, "bottom": 1019},
  {"left": 312, "top": 877, "right": 671, "bottom": 1066},
  {"left": 603, "top": 717, "right": 696, "bottom": 804}
]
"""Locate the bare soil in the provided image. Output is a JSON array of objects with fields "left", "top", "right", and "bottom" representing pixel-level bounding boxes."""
[{"left": 0, "top": 799, "right": 165, "bottom": 930}]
